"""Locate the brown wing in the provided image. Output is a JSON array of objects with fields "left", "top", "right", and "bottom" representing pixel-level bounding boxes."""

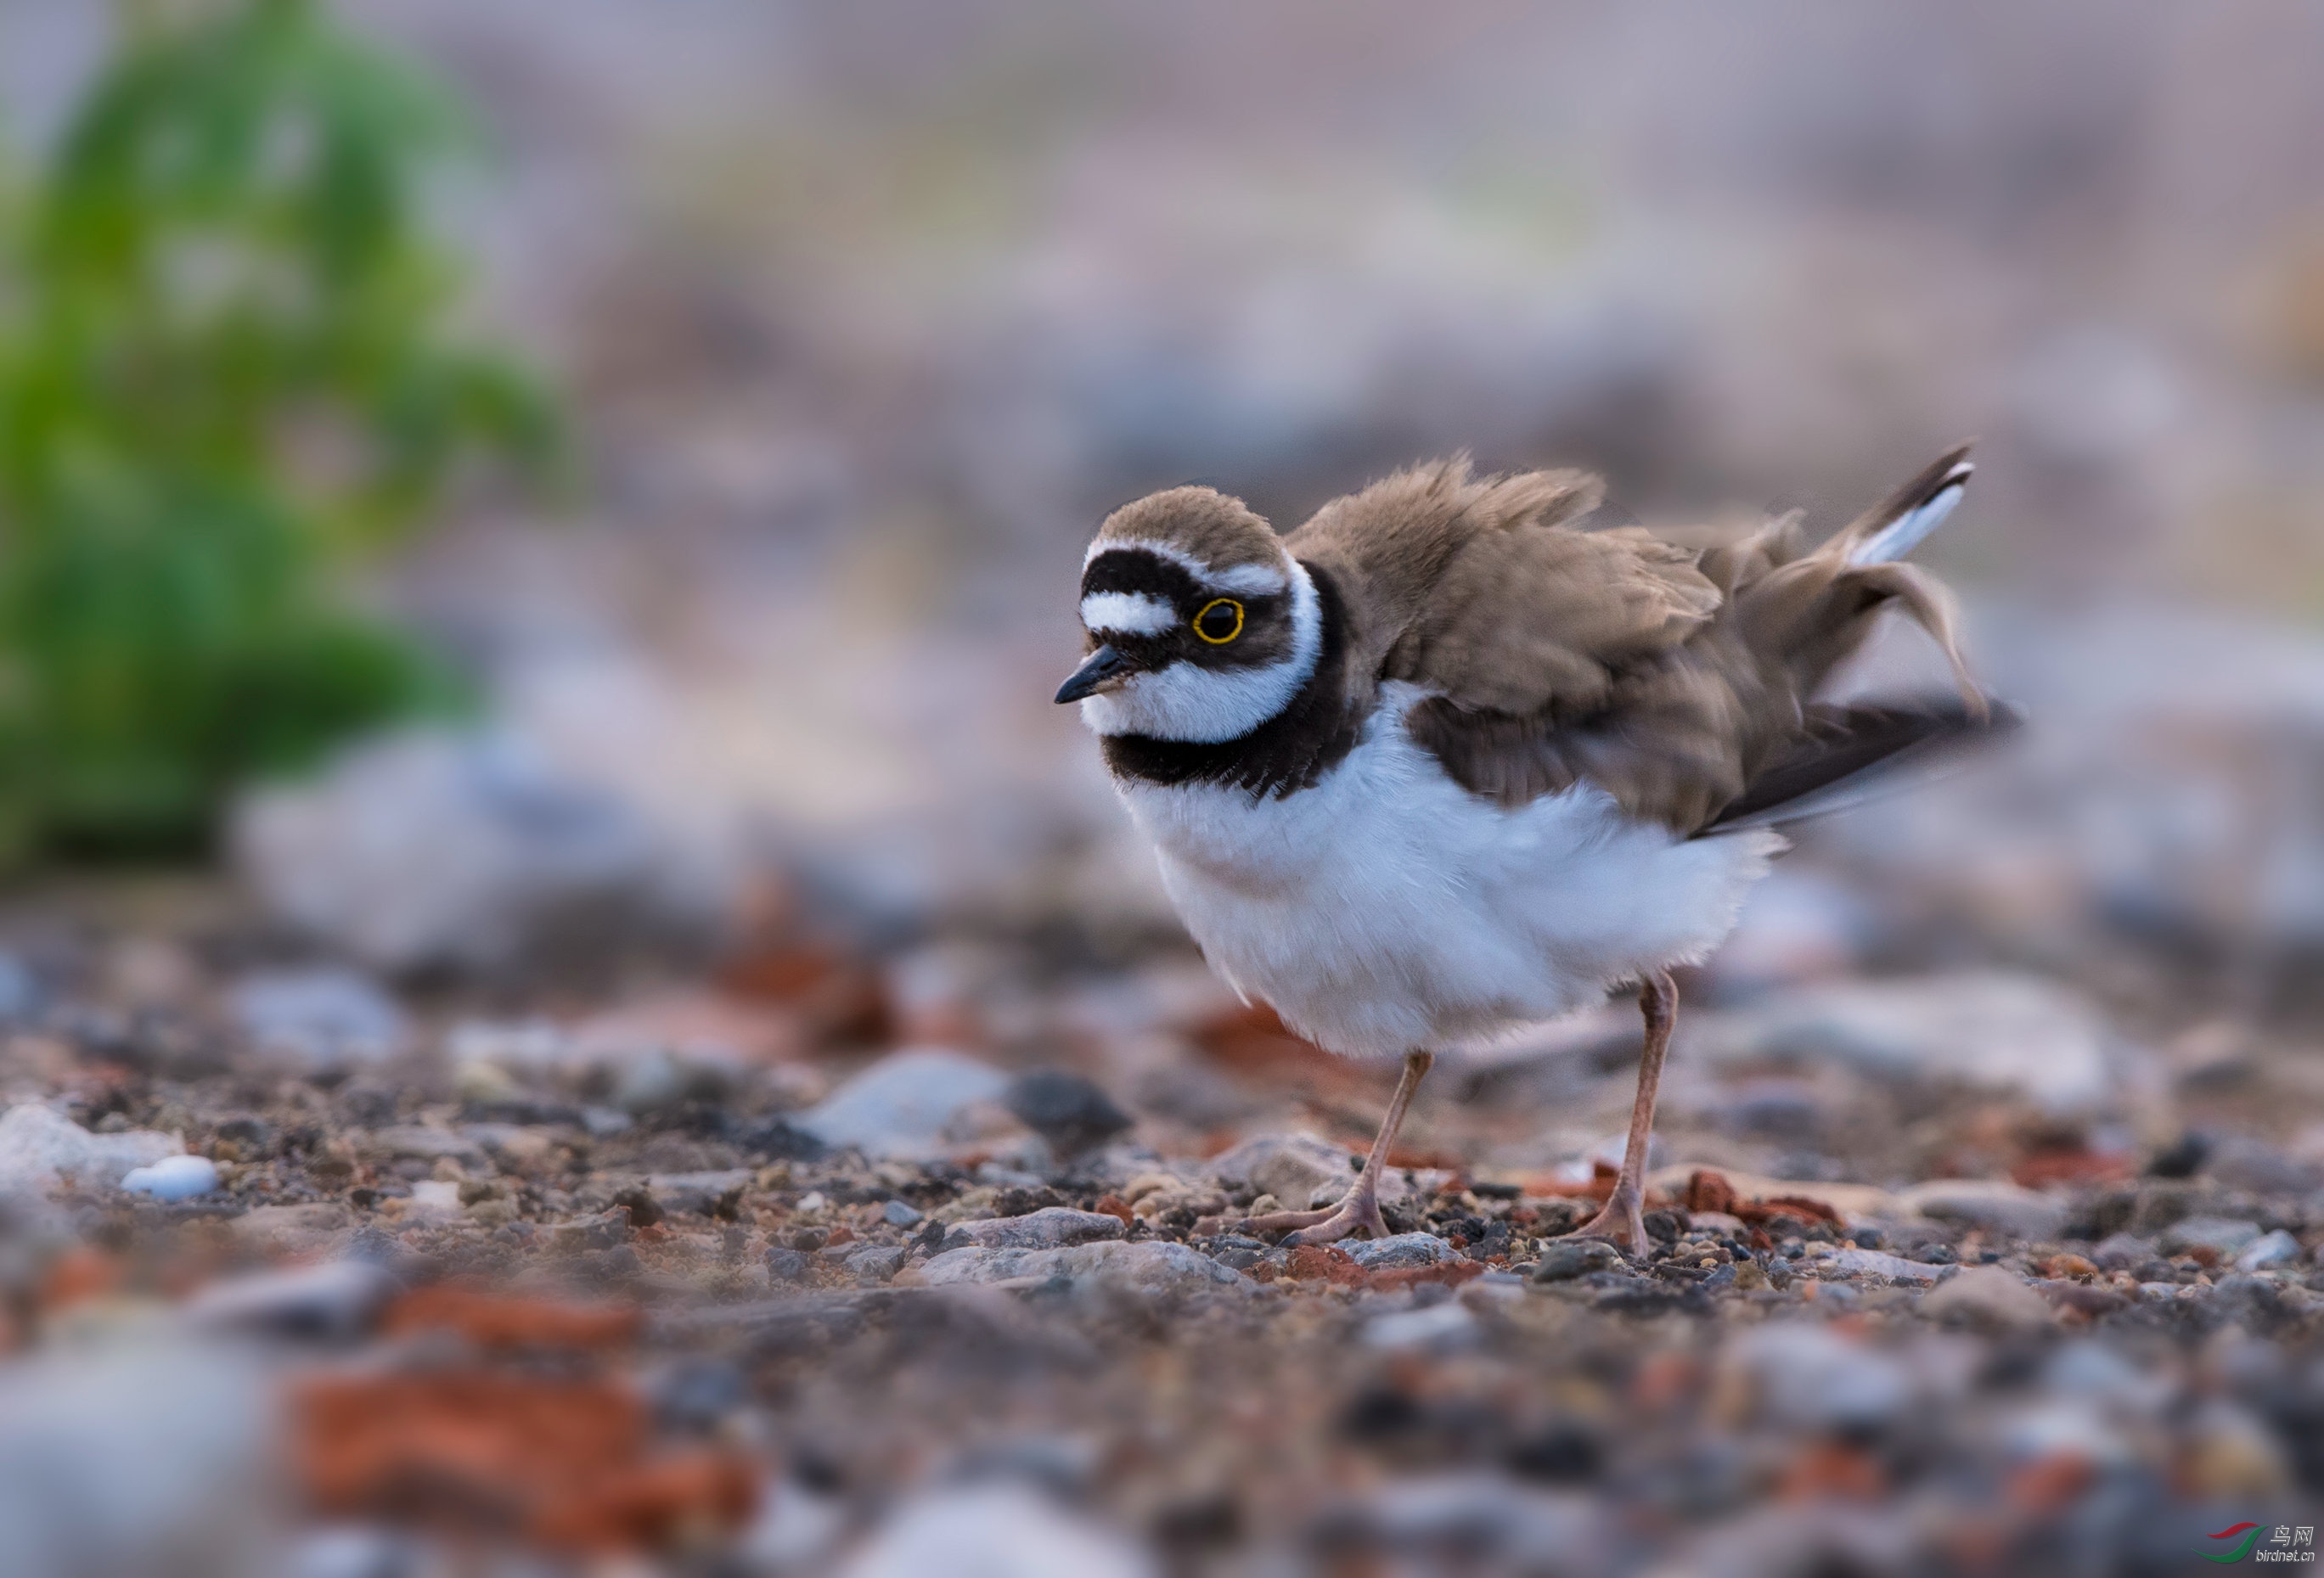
[{"left": 1313, "top": 448, "right": 1996, "bottom": 834}]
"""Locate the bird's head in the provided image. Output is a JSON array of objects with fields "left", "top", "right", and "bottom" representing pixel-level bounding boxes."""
[{"left": 1056, "top": 486, "right": 1321, "bottom": 741}]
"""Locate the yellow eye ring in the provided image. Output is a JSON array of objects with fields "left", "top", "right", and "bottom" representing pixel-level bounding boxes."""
[{"left": 1193, "top": 598, "right": 1245, "bottom": 643}]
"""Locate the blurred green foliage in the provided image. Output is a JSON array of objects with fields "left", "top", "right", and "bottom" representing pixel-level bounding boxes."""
[{"left": 0, "top": 0, "right": 558, "bottom": 861}]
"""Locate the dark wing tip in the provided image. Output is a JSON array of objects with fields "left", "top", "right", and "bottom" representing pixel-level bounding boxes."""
[
  {"left": 1873, "top": 442, "right": 1978, "bottom": 526},
  {"left": 1703, "top": 692, "right": 2020, "bottom": 834}
]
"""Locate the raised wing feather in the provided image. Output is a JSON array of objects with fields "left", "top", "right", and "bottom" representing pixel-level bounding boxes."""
[{"left": 1293, "top": 449, "right": 1999, "bottom": 834}]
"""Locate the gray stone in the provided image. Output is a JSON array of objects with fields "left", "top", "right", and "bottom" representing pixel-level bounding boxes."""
[
  {"left": 1208, "top": 1131, "right": 1382, "bottom": 1211},
  {"left": 883, "top": 1198, "right": 924, "bottom": 1227},
  {"left": 1345, "top": 1233, "right": 1462, "bottom": 1271},
  {"left": 2234, "top": 1229, "right": 2302, "bottom": 1271},
  {"left": 2202, "top": 1137, "right": 2324, "bottom": 1196},
  {"left": 1003, "top": 1070, "right": 1133, "bottom": 1157},
  {"left": 2159, "top": 1216, "right": 2263, "bottom": 1257},
  {"left": 1362, "top": 1302, "right": 1480, "bottom": 1352},
  {"left": 1694, "top": 971, "right": 2109, "bottom": 1112},
  {"left": 234, "top": 726, "right": 704, "bottom": 975},
  {"left": 613, "top": 1047, "right": 736, "bottom": 1115},
  {"left": 1530, "top": 1239, "right": 1624, "bottom": 1283},
  {"left": 0, "top": 1103, "right": 180, "bottom": 1198},
  {"left": 646, "top": 1169, "right": 754, "bottom": 1217},
  {"left": 838, "top": 1481, "right": 1157, "bottom": 1578},
  {"left": 549, "top": 1210, "right": 632, "bottom": 1252},
  {"left": 1331, "top": 1472, "right": 1609, "bottom": 1569},
  {"left": 1917, "top": 1265, "right": 2052, "bottom": 1330},
  {"left": 766, "top": 1248, "right": 812, "bottom": 1283},
  {"left": 2091, "top": 1232, "right": 2155, "bottom": 1272},
  {"left": 1730, "top": 1322, "right": 1912, "bottom": 1432},
  {"left": 796, "top": 1047, "right": 1010, "bottom": 1160},
  {"left": 943, "top": 1207, "right": 1128, "bottom": 1251},
  {"left": 0, "top": 949, "right": 39, "bottom": 1022},
  {"left": 1898, "top": 1178, "right": 2068, "bottom": 1241},
  {"left": 918, "top": 1238, "right": 1252, "bottom": 1297},
  {"left": 230, "top": 1202, "right": 354, "bottom": 1255},
  {"left": 0, "top": 1342, "right": 275, "bottom": 1578},
  {"left": 366, "top": 1126, "right": 486, "bottom": 1165},
  {"left": 1820, "top": 1248, "right": 1950, "bottom": 1286},
  {"left": 843, "top": 1244, "right": 911, "bottom": 1283},
  {"left": 183, "top": 1261, "right": 398, "bottom": 1341},
  {"left": 228, "top": 968, "right": 408, "bottom": 1072}
]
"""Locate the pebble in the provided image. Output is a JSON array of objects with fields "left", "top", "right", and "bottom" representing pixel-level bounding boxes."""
[
  {"left": 650, "top": 1357, "right": 750, "bottom": 1433},
  {"left": 1728, "top": 1322, "right": 1913, "bottom": 1432},
  {"left": 0, "top": 1103, "right": 181, "bottom": 1198},
  {"left": 610, "top": 1045, "right": 734, "bottom": 1115},
  {"left": 367, "top": 1126, "right": 486, "bottom": 1165},
  {"left": 1819, "top": 1248, "right": 1950, "bottom": 1286},
  {"left": 646, "top": 1169, "right": 754, "bottom": 1217},
  {"left": 2091, "top": 1232, "right": 2154, "bottom": 1271},
  {"left": 230, "top": 1202, "right": 352, "bottom": 1254},
  {"left": 917, "top": 1238, "right": 1252, "bottom": 1297},
  {"left": 766, "top": 1248, "right": 813, "bottom": 1283},
  {"left": 843, "top": 1244, "right": 911, "bottom": 1283},
  {"left": 1363, "top": 1301, "right": 1481, "bottom": 1352},
  {"left": 549, "top": 1210, "right": 632, "bottom": 1252},
  {"left": 2158, "top": 1216, "right": 2263, "bottom": 1257},
  {"left": 1209, "top": 1131, "right": 1378, "bottom": 1211},
  {"left": 1530, "top": 1239, "right": 1624, "bottom": 1283},
  {"left": 1917, "top": 1265, "right": 2053, "bottom": 1331},
  {"left": 0, "top": 1343, "right": 275, "bottom": 1578},
  {"left": 839, "top": 1481, "right": 1158, "bottom": 1578},
  {"left": 1003, "top": 1070, "right": 1134, "bottom": 1157},
  {"left": 1694, "top": 971, "right": 2109, "bottom": 1111},
  {"left": 183, "top": 1261, "right": 399, "bottom": 1340},
  {"left": 943, "top": 1207, "right": 1128, "bottom": 1251},
  {"left": 1344, "top": 1233, "right": 1463, "bottom": 1271},
  {"left": 883, "top": 1198, "right": 925, "bottom": 1227},
  {"left": 1897, "top": 1178, "right": 2068, "bottom": 1241},
  {"left": 121, "top": 1155, "right": 221, "bottom": 1200},
  {"left": 795, "top": 1047, "right": 1010, "bottom": 1160},
  {"left": 233, "top": 725, "right": 692, "bottom": 975},
  {"left": 2235, "top": 1228, "right": 2303, "bottom": 1271},
  {"left": 229, "top": 968, "right": 409, "bottom": 1071}
]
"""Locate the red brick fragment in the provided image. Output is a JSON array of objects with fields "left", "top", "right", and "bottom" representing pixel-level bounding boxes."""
[
  {"left": 294, "top": 1371, "right": 757, "bottom": 1553},
  {"left": 1778, "top": 1440, "right": 1885, "bottom": 1502},
  {"left": 1283, "top": 1244, "right": 1367, "bottom": 1286},
  {"left": 383, "top": 1287, "right": 642, "bottom": 1351},
  {"left": 1367, "top": 1259, "right": 1484, "bottom": 1294}
]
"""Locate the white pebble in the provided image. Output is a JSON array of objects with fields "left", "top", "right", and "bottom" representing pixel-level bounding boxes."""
[{"left": 121, "top": 1155, "right": 220, "bottom": 1200}]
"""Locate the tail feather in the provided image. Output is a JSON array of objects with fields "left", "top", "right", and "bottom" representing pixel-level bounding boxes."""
[{"left": 1834, "top": 443, "right": 1974, "bottom": 567}]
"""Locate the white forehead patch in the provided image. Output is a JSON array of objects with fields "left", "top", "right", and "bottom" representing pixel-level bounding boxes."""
[
  {"left": 1080, "top": 591, "right": 1178, "bottom": 636},
  {"left": 1085, "top": 537, "right": 1287, "bottom": 597}
]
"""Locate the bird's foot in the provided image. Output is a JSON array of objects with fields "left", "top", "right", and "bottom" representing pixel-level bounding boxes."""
[
  {"left": 1239, "top": 1187, "right": 1389, "bottom": 1247},
  {"left": 1567, "top": 1192, "right": 1648, "bottom": 1258}
]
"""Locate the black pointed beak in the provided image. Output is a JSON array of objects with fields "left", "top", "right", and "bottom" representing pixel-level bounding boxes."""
[{"left": 1055, "top": 643, "right": 1132, "bottom": 704}]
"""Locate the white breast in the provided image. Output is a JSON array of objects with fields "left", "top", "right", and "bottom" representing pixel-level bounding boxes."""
[{"left": 1115, "top": 684, "right": 1784, "bottom": 1059}]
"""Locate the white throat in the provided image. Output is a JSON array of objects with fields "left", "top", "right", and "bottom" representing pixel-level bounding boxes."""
[{"left": 1080, "top": 557, "right": 1320, "bottom": 742}]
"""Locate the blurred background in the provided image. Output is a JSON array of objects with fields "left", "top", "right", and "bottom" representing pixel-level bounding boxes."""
[{"left": 3, "top": 3, "right": 2323, "bottom": 1575}]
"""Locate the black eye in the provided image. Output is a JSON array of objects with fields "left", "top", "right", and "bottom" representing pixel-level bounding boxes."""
[{"left": 1194, "top": 598, "right": 1244, "bottom": 644}]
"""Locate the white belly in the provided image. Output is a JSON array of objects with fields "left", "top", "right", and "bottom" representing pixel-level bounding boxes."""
[{"left": 1115, "top": 684, "right": 1784, "bottom": 1059}]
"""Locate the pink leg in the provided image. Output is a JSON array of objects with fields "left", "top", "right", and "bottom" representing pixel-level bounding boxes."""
[
  {"left": 1569, "top": 971, "right": 1676, "bottom": 1256},
  {"left": 1236, "top": 1051, "right": 1433, "bottom": 1245}
]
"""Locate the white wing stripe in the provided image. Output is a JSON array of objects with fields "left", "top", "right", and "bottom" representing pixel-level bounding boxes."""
[{"left": 1849, "top": 464, "right": 1971, "bottom": 566}]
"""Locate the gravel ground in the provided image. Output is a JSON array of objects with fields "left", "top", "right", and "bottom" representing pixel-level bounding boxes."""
[{"left": 1, "top": 888, "right": 2321, "bottom": 1577}]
